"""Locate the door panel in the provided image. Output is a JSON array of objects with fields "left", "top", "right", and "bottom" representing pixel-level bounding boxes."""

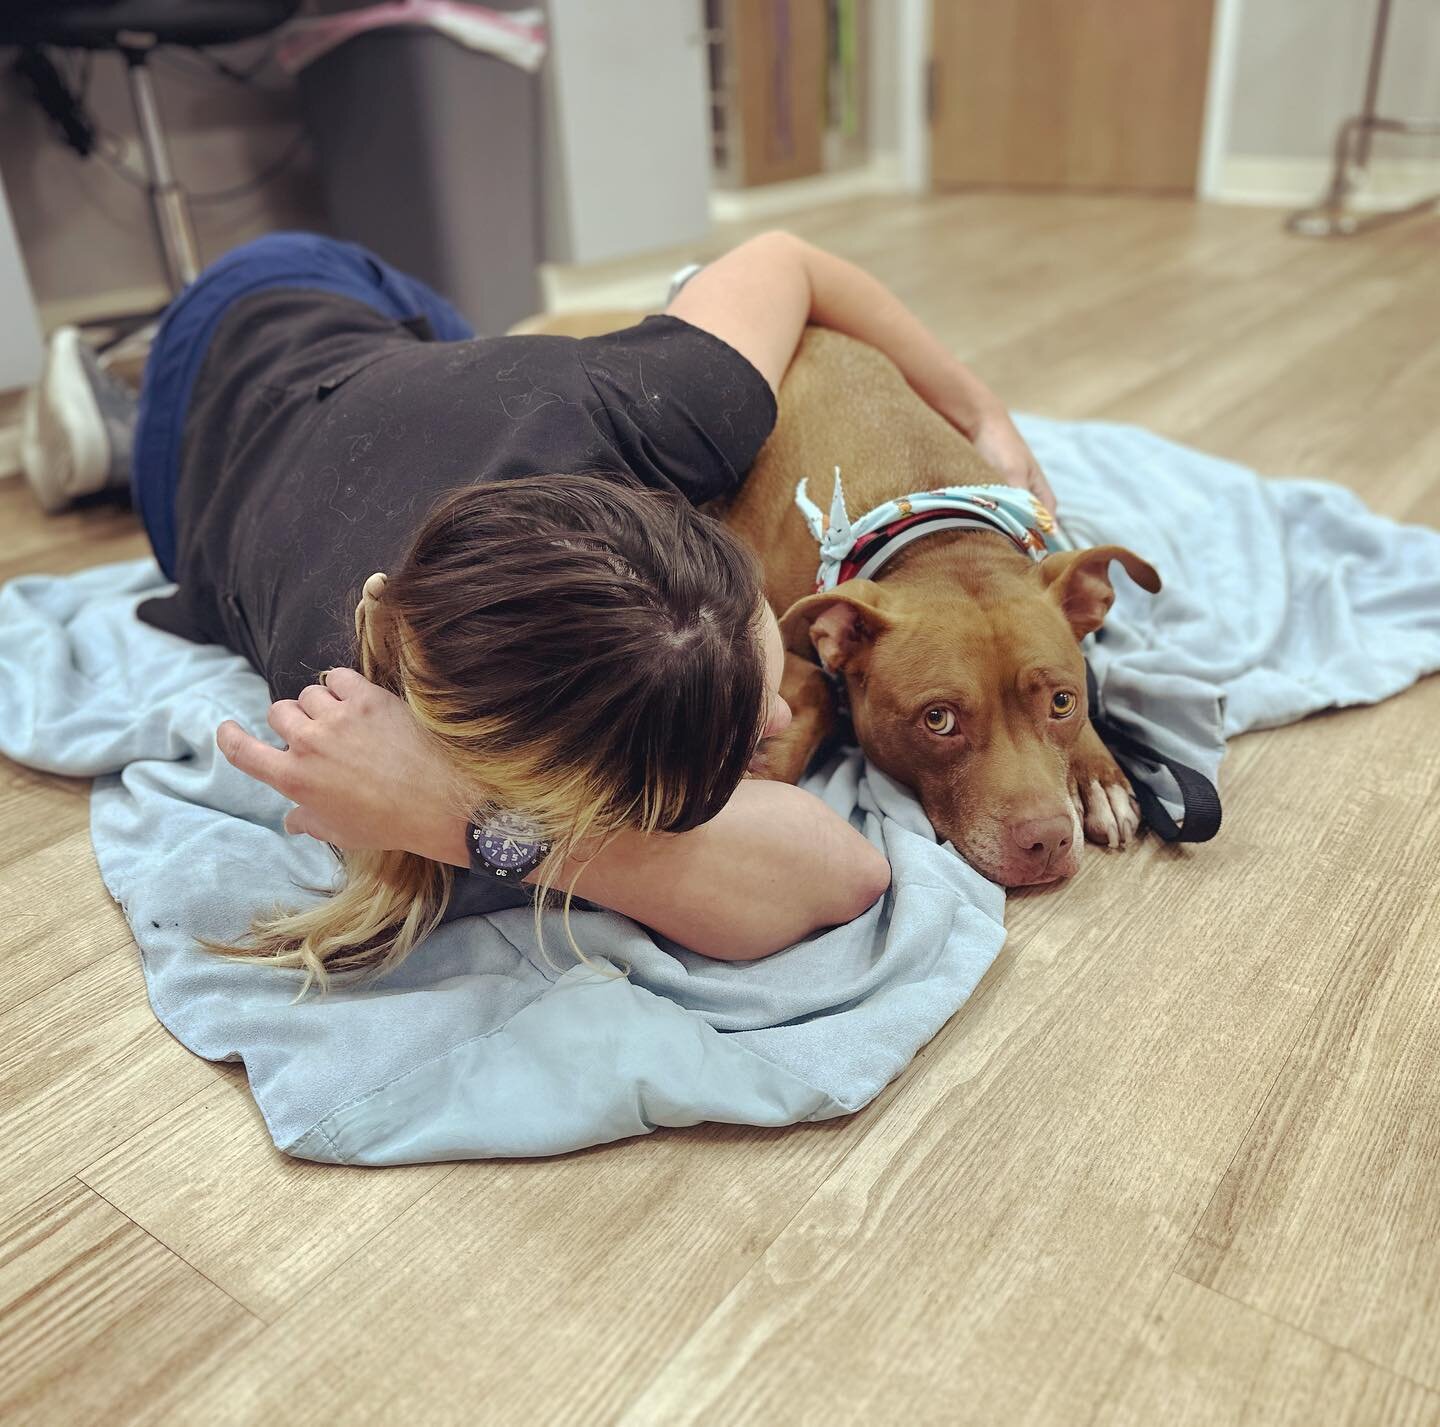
[
  {"left": 931, "top": 0, "right": 1215, "bottom": 192},
  {"left": 723, "top": 0, "right": 830, "bottom": 187}
]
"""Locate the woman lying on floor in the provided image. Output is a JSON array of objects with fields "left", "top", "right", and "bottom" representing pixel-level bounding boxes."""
[{"left": 28, "top": 231, "right": 1052, "bottom": 987}]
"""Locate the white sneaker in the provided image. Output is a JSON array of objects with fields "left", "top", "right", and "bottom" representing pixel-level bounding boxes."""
[{"left": 20, "top": 326, "right": 137, "bottom": 514}]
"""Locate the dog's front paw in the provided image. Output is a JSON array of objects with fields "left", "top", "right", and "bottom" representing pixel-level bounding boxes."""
[{"left": 1068, "top": 738, "right": 1142, "bottom": 850}]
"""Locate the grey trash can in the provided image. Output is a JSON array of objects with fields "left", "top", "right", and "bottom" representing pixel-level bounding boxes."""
[{"left": 296, "top": 12, "right": 541, "bottom": 334}]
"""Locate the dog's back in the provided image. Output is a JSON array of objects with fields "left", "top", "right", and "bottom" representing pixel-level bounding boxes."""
[
  {"left": 508, "top": 313, "right": 1001, "bottom": 612},
  {"left": 724, "top": 328, "right": 999, "bottom": 613}
]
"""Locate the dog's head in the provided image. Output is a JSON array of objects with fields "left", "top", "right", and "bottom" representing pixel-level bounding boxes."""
[{"left": 781, "top": 544, "right": 1160, "bottom": 886}]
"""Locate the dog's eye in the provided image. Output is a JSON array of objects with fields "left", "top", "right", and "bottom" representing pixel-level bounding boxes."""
[
  {"left": 1050, "top": 691, "right": 1078, "bottom": 719},
  {"left": 923, "top": 707, "right": 957, "bottom": 736}
]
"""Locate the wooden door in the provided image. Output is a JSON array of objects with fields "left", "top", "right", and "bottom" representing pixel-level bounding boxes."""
[
  {"left": 722, "top": 0, "right": 829, "bottom": 187},
  {"left": 930, "top": 0, "right": 1215, "bottom": 192}
]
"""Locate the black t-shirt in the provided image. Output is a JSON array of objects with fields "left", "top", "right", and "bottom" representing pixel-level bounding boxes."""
[
  {"left": 136, "top": 288, "right": 776, "bottom": 923},
  {"left": 138, "top": 289, "right": 777, "bottom": 703}
]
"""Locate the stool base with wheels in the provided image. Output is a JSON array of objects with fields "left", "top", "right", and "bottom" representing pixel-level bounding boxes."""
[{"left": 1288, "top": 0, "right": 1440, "bottom": 237}]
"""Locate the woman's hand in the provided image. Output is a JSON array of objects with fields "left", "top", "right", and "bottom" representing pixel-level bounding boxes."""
[
  {"left": 969, "top": 402, "right": 1058, "bottom": 514},
  {"left": 215, "top": 667, "right": 469, "bottom": 867}
]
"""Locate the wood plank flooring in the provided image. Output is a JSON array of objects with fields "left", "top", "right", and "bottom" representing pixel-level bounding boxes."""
[{"left": 1, "top": 193, "right": 1437, "bottom": 1425}]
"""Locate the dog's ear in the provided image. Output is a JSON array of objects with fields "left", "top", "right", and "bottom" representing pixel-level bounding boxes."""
[
  {"left": 1039, "top": 546, "right": 1161, "bottom": 639},
  {"left": 779, "top": 579, "right": 892, "bottom": 674}
]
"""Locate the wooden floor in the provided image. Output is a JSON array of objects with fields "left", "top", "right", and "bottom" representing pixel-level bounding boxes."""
[{"left": 2, "top": 194, "right": 1439, "bottom": 1426}]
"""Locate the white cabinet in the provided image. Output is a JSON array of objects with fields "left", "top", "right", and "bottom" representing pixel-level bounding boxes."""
[{"left": 542, "top": 0, "right": 713, "bottom": 265}]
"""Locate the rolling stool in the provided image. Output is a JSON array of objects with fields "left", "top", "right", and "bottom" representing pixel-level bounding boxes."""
[
  {"left": 4, "top": 1, "right": 298, "bottom": 511},
  {"left": 3, "top": 0, "right": 300, "bottom": 296}
]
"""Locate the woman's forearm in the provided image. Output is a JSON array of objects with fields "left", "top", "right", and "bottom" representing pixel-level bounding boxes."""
[
  {"left": 784, "top": 233, "right": 1003, "bottom": 436},
  {"left": 680, "top": 231, "right": 1002, "bottom": 436},
  {"left": 563, "top": 779, "right": 890, "bottom": 959},
  {"left": 666, "top": 230, "right": 1055, "bottom": 507},
  {"left": 415, "top": 779, "right": 890, "bottom": 960},
  {"left": 245, "top": 669, "right": 888, "bottom": 959}
]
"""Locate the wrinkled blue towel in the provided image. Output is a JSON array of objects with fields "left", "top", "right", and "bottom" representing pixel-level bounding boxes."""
[{"left": 1, "top": 417, "right": 1436, "bottom": 1163}]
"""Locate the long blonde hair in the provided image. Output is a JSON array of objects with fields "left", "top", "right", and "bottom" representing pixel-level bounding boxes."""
[{"left": 210, "top": 475, "right": 768, "bottom": 994}]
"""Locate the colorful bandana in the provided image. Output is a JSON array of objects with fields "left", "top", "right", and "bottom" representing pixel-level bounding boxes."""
[{"left": 794, "top": 469, "right": 1073, "bottom": 592}]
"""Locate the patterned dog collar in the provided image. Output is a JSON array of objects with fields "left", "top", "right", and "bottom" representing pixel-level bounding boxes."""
[{"left": 794, "top": 469, "right": 1072, "bottom": 592}]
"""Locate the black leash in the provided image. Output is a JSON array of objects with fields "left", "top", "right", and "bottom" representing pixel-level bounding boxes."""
[{"left": 1085, "top": 661, "right": 1222, "bottom": 843}]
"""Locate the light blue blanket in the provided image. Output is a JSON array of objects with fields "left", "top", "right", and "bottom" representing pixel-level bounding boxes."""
[{"left": 2, "top": 417, "right": 1437, "bottom": 1163}]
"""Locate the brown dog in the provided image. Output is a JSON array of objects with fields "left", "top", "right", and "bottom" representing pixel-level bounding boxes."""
[{"left": 516, "top": 314, "right": 1161, "bottom": 887}]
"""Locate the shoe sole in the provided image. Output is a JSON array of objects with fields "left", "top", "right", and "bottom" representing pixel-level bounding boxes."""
[{"left": 20, "top": 327, "right": 109, "bottom": 514}]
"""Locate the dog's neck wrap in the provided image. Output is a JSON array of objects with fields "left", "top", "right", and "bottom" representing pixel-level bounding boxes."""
[{"left": 795, "top": 470, "right": 1072, "bottom": 592}]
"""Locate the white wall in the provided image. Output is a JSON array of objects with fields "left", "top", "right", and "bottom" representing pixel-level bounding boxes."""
[
  {"left": 542, "top": 0, "right": 712, "bottom": 266},
  {"left": 1207, "top": 0, "right": 1440, "bottom": 204}
]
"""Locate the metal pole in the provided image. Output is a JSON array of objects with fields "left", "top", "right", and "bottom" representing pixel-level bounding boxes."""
[
  {"left": 1287, "top": 0, "right": 1440, "bottom": 236},
  {"left": 1354, "top": 0, "right": 1394, "bottom": 170},
  {"left": 123, "top": 49, "right": 200, "bottom": 290}
]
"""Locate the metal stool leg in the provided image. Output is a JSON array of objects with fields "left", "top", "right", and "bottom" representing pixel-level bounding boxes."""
[
  {"left": 1288, "top": 0, "right": 1440, "bottom": 236},
  {"left": 122, "top": 48, "right": 200, "bottom": 289}
]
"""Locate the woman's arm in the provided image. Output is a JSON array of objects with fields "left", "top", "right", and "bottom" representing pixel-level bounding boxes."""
[
  {"left": 551, "top": 780, "right": 890, "bottom": 960},
  {"left": 217, "top": 670, "right": 889, "bottom": 961},
  {"left": 667, "top": 230, "right": 1054, "bottom": 510}
]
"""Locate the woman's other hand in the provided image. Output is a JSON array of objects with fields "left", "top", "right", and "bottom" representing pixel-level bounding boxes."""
[
  {"left": 969, "top": 403, "right": 1058, "bottom": 516},
  {"left": 215, "top": 667, "right": 468, "bottom": 866}
]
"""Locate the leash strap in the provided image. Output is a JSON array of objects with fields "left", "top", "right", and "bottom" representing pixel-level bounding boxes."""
[{"left": 1085, "top": 661, "right": 1222, "bottom": 843}]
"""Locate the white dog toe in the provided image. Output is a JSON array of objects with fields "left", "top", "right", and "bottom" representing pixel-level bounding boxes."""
[
  {"left": 1107, "top": 782, "right": 1141, "bottom": 845},
  {"left": 1083, "top": 777, "right": 1121, "bottom": 849}
]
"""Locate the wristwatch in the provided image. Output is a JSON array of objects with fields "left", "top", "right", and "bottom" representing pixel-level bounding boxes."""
[{"left": 465, "top": 810, "right": 551, "bottom": 882}]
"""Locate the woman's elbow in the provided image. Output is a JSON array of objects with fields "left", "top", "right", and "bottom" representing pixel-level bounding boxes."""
[
  {"left": 824, "top": 841, "right": 891, "bottom": 926},
  {"left": 714, "top": 842, "right": 890, "bottom": 962},
  {"left": 747, "top": 228, "right": 810, "bottom": 263}
]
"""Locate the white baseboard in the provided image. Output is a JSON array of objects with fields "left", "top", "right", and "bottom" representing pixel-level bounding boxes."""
[
  {"left": 37, "top": 284, "right": 171, "bottom": 333},
  {"left": 708, "top": 154, "right": 909, "bottom": 225},
  {"left": 538, "top": 264, "right": 670, "bottom": 315},
  {"left": 1211, "top": 154, "right": 1440, "bottom": 209}
]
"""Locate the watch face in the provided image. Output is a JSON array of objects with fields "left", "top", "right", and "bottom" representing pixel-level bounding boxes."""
[{"left": 471, "top": 811, "right": 549, "bottom": 875}]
